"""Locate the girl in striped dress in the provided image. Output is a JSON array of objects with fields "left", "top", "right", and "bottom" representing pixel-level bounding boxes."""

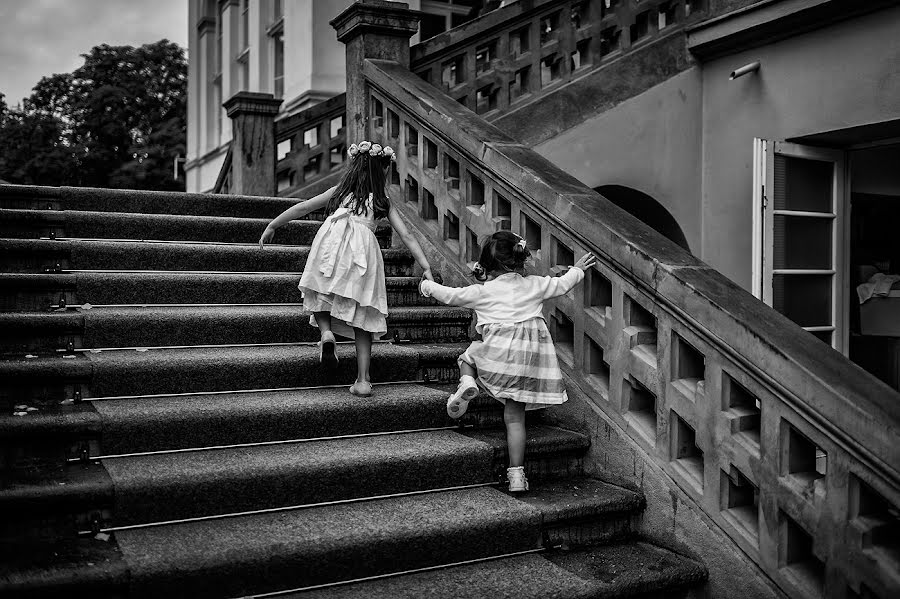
[{"left": 420, "top": 231, "right": 596, "bottom": 491}]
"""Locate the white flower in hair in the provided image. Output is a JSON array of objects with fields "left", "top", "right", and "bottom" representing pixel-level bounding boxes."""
[
  {"left": 383, "top": 146, "right": 396, "bottom": 161},
  {"left": 358, "top": 140, "right": 372, "bottom": 153},
  {"left": 348, "top": 143, "right": 359, "bottom": 158},
  {"left": 517, "top": 238, "right": 526, "bottom": 249},
  {"left": 371, "top": 143, "right": 383, "bottom": 156}
]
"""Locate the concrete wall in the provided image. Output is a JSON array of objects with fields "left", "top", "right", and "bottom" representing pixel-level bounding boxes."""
[
  {"left": 535, "top": 68, "right": 704, "bottom": 256},
  {"left": 699, "top": 6, "right": 900, "bottom": 289}
]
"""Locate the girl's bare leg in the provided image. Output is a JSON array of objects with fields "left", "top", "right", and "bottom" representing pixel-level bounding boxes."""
[
  {"left": 352, "top": 327, "right": 372, "bottom": 384},
  {"left": 459, "top": 361, "right": 476, "bottom": 379},
  {"left": 313, "top": 311, "right": 332, "bottom": 336},
  {"left": 504, "top": 400, "right": 527, "bottom": 468}
]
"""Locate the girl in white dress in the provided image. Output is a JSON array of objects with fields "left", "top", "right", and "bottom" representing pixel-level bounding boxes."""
[
  {"left": 260, "top": 141, "right": 434, "bottom": 397},
  {"left": 420, "top": 231, "right": 596, "bottom": 491}
]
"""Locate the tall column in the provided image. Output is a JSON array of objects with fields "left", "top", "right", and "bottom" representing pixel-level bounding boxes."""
[
  {"left": 330, "top": 0, "right": 421, "bottom": 144},
  {"left": 223, "top": 91, "right": 283, "bottom": 196}
]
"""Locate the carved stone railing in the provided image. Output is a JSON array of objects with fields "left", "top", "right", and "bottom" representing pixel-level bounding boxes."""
[
  {"left": 410, "top": 0, "right": 707, "bottom": 117},
  {"left": 273, "top": 93, "right": 347, "bottom": 197},
  {"left": 336, "top": 3, "right": 900, "bottom": 594}
]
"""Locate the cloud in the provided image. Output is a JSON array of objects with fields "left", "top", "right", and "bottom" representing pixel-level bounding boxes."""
[{"left": 0, "top": 0, "right": 187, "bottom": 106}]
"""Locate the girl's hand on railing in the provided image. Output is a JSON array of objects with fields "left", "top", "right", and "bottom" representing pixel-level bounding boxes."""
[
  {"left": 573, "top": 252, "right": 597, "bottom": 271},
  {"left": 259, "top": 225, "right": 276, "bottom": 248}
]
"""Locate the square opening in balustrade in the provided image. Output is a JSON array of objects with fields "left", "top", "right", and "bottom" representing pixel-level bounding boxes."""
[
  {"left": 330, "top": 115, "right": 345, "bottom": 139},
  {"left": 390, "top": 162, "right": 400, "bottom": 187},
  {"left": 468, "top": 173, "right": 485, "bottom": 207},
  {"left": 724, "top": 375, "right": 761, "bottom": 448},
  {"left": 303, "top": 127, "right": 318, "bottom": 148},
  {"left": 686, "top": 0, "right": 705, "bottom": 17},
  {"left": 372, "top": 97, "right": 384, "bottom": 130},
  {"left": 277, "top": 138, "right": 292, "bottom": 161},
  {"left": 444, "top": 210, "right": 460, "bottom": 241},
  {"left": 671, "top": 333, "right": 705, "bottom": 396},
  {"left": 571, "top": 38, "right": 592, "bottom": 71},
  {"left": 600, "top": 26, "right": 621, "bottom": 57},
  {"left": 540, "top": 11, "right": 561, "bottom": 45},
  {"left": 552, "top": 236, "right": 574, "bottom": 269},
  {"left": 329, "top": 145, "right": 344, "bottom": 168},
  {"left": 475, "top": 40, "right": 497, "bottom": 75},
  {"left": 444, "top": 155, "right": 461, "bottom": 194},
  {"left": 624, "top": 378, "right": 657, "bottom": 444},
  {"left": 671, "top": 411, "right": 704, "bottom": 490},
  {"left": 626, "top": 296, "right": 658, "bottom": 356},
  {"left": 602, "top": 0, "right": 620, "bottom": 16},
  {"left": 521, "top": 213, "right": 542, "bottom": 253},
  {"left": 510, "top": 25, "right": 530, "bottom": 57},
  {"left": 782, "top": 422, "right": 827, "bottom": 488},
  {"left": 509, "top": 66, "right": 531, "bottom": 102},
  {"left": 658, "top": 2, "right": 677, "bottom": 29},
  {"left": 467, "top": 228, "right": 480, "bottom": 263},
  {"left": 441, "top": 55, "right": 466, "bottom": 89},
  {"left": 456, "top": 95, "right": 468, "bottom": 107},
  {"left": 405, "top": 123, "right": 419, "bottom": 160},
  {"left": 423, "top": 137, "right": 438, "bottom": 171},
  {"left": 406, "top": 175, "right": 419, "bottom": 204},
  {"left": 276, "top": 171, "right": 294, "bottom": 193},
  {"left": 552, "top": 309, "right": 574, "bottom": 363},
  {"left": 721, "top": 466, "right": 759, "bottom": 543},
  {"left": 475, "top": 84, "right": 499, "bottom": 115},
  {"left": 587, "top": 269, "right": 613, "bottom": 316},
  {"left": 780, "top": 513, "right": 825, "bottom": 595},
  {"left": 630, "top": 10, "right": 650, "bottom": 43},
  {"left": 584, "top": 334, "right": 610, "bottom": 397},
  {"left": 422, "top": 188, "right": 438, "bottom": 221},
  {"left": 571, "top": 1, "right": 589, "bottom": 29},
  {"left": 850, "top": 475, "right": 900, "bottom": 559},
  {"left": 540, "top": 54, "right": 562, "bottom": 87},
  {"left": 387, "top": 109, "right": 400, "bottom": 140},
  {"left": 416, "top": 69, "right": 431, "bottom": 84},
  {"left": 493, "top": 192, "right": 511, "bottom": 230},
  {"left": 303, "top": 155, "right": 321, "bottom": 181}
]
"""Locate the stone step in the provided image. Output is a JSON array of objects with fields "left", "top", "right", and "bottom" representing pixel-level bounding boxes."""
[
  {"left": 3, "top": 426, "right": 590, "bottom": 533},
  {"left": 0, "top": 238, "right": 415, "bottom": 275},
  {"left": 0, "top": 272, "right": 434, "bottom": 311},
  {"left": 0, "top": 384, "right": 504, "bottom": 467},
  {"left": 0, "top": 483, "right": 678, "bottom": 599},
  {"left": 296, "top": 541, "right": 706, "bottom": 599},
  {"left": 0, "top": 208, "right": 390, "bottom": 246},
  {"left": 0, "top": 305, "right": 471, "bottom": 352},
  {"left": 1, "top": 343, "right": 469, "bottom": 407},
  {"left": 0, "top": 183, "right": 305, "bottom": 219}
]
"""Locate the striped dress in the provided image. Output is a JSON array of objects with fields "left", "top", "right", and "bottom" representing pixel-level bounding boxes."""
[{"left": 420, "top": 268, "right": 585, "bottom": 409}]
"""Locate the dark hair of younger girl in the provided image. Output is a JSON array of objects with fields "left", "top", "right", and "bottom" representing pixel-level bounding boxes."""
[
  {"left": 472, "top": 230, "right": 531, "bottom": 281},
  {"left": 325, "top": 149, "right": 393, "bottom": 220}
]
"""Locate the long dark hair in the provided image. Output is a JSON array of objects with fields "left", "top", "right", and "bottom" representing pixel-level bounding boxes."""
[
  {"left": 325, "top": 148, "right": 392, "bottom": 220},
  {"left": 472, "top": 230, "right": 531, "bottom": 280}
]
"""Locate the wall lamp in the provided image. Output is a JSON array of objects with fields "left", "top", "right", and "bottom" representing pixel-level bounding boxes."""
[{"left": 730, "top": 61, "right": 760, "bottom": 81}]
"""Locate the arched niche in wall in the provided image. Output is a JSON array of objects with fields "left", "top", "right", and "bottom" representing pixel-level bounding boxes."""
[{"left": 594, "top": 185, "right": 691, "bottom": 253}]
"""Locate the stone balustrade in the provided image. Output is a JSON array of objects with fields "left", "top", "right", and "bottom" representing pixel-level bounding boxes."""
[{"left": 362, "top": 56, "right": 900, "bottom": 599}]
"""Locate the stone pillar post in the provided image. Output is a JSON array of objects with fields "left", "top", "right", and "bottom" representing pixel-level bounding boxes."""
[
  {"left": 331, "top": 0, "right": 421, "bottom": 145},
  {"left": 223, "top": 91, "right": 283, "bottom": 196}
]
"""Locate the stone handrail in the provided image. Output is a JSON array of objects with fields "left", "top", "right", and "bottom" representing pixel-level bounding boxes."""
[
  {"left": 273, "top": 93, "right": 347, "bottom": 197},
  {"left": 410, "top": 0, "right": 707, "bottom": 117},
  {"left": 363, "top": 56, "right": 900, "bottom": 598}
]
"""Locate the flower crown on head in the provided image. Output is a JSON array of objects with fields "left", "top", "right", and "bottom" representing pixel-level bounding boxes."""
[{"left": 348, "top": 140, "right": 396, "bottom": 161}]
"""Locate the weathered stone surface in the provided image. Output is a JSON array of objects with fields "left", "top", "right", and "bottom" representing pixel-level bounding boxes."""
[{"left": 223, "top": 92, "right": 283, "bottom": 196}]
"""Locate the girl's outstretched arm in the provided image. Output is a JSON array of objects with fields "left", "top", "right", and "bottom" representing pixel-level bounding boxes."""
[
  {"left": 540, "top": 252, "right": 597, "bottom": 298},
  {"left": 259, "top": 185, "right": 336, "bottom": 247},
  {"left": 387, "top": 205, "right": 433, "bottom": 280}
]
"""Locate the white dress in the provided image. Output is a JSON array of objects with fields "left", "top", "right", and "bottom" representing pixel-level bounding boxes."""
[{"left": 298, "top": 193, "right": 388, "bottom": 339}]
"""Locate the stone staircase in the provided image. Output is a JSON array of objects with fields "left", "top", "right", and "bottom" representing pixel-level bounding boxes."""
[{"left": 0, "top": 184, "right": 707, "bottom": 598}]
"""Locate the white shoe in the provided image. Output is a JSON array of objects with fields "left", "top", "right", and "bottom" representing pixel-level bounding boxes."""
[
  {"left": 446, "top": 375, "right": 478, "bottom": 419},
  {"left": 507, "top": 466, "right": 529, "bottom": 492},
  {"left": 319, "top": 331, "right": 338, "bottom": 369}
]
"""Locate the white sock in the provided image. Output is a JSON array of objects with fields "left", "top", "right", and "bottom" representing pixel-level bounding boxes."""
[{"left": 460, "top": 374, "right": 477, "bottom": 388}]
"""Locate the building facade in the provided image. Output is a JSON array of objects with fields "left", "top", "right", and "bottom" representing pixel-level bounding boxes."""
[{"left": 186, "top": 0, "right": 476, "bottom": 193}]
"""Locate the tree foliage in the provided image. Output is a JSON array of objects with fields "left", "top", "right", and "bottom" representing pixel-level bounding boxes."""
[{"left": 0, "top": 40, "right": 186, "bottom": 190}]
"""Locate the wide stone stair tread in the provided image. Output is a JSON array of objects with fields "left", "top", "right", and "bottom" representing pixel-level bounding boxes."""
[
  {"left": 293, "top": 543, "right": 706, "bottom": 599},
  {"left": 0, "top": 271, "right": 433, "bottom": 307},
  {"left": 0, "top": 383, "right": 499, "bottom": 452},
  {"left": 1, "top": 305, "right": 471, "bottom": 349},
  {"left": 1, "top": 238, "right": 415, "bottom": 274},
  {"left": 0, "top": 184, "right": 302, "bottom": 218},
  {"left": 0, "top": 208, "right": 352, "bottom": 245},
  {"left": 1, "top": 343, "right": 470, "bottom": 396}
]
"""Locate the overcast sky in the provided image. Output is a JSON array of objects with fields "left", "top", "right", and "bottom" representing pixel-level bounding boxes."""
[{"left": 0, "top": 0, "right": 188, "bottom": 107}]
